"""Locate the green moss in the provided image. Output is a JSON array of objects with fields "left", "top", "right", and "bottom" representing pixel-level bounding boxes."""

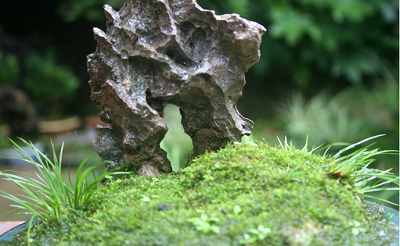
[{"left": 9, "top": 143, "right": 397, "bottom": 245}]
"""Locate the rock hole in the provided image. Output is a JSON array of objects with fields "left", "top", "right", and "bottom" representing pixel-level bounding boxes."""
[
  {"left": 165, "top": 43, "right": 195, "bottom": 67},
  {"left": 160, "top": 104, "right": 193, "bottom": 172},
  {"left": 145, "top": 88, "right": 164, "bottom": 116},
  {"left": 189, "top": 28, "right": 206, "bottom": 49}
]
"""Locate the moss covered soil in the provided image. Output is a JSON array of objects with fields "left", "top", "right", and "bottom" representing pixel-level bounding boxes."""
[{"left": 8, "top": 142, "right": 397, "bottom": 245}]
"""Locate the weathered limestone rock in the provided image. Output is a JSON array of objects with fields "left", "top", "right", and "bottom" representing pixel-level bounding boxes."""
[{"left": 87, "top": 0, "right": 266, "bottom": 176}]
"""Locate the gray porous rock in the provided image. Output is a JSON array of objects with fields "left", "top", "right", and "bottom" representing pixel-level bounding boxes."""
[{"left": 87, "top": 0, "right": 266, "bottom": 176}]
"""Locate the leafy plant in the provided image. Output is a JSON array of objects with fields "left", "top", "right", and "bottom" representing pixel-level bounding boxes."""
[
  {"left": 0, "top": 138, "right": 128, "bottom": 222},
  {"left": 58, "top": 0, "right": 124, "bottom": 22},
  {"left": 240, "top": 225, "right": 272, "bottom": 244},
  {"left": 187, "top": 213, "right": 221, "bottom": 234},
  {"left": 24, "top": 50, "right": 79, "bottom": 117},
  {"left": 0, "top": 49, "right": 20, "bottom": 86}
]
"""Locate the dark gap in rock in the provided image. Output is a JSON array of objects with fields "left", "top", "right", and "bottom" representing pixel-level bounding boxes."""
[
  {"left": 165, "top": 42, "right": 195, "bottom": 67},
  {"left": 145, "top": 88, "right": 165, "bottom": 117}
]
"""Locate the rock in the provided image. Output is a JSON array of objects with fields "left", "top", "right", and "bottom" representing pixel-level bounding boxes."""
[
  {"left": 157, "top": 203, "right": 171, "bottom": 211},
  {"left": 87, "top": 0, "right": 266, "bottom": 175}
]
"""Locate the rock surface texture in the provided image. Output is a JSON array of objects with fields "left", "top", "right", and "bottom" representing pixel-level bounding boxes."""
[{"left": 87, "top": 0, "right": 266, "bottom": 176}]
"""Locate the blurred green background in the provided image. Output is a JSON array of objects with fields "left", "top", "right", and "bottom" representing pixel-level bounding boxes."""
[{"left": 0, "top": 0, "right": 398, "bottom": 213}]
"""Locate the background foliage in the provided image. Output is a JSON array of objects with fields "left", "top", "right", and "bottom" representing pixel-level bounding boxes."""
[
  {"left": 52, "top": 0, "right": 399, "bottom": 88},
  {"left": 0, "top": 0, "right": 397, "bottom": 113}
]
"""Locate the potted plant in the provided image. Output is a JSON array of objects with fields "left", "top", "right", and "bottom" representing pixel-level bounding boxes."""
[
  {"left": 0, "top": 50, "right": 20, "bottom": 87},
  {"left": 24, "top": 50, "right": 81, "bottom": 134},
  {"left": 0, "top": 50, "right": 44, "bottom": 164}
]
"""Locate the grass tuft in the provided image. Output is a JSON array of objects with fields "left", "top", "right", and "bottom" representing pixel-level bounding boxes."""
[
  {"left": 0, "top": 138, "right": 128, "bottom": 222},
  {"left": 326, "top": 135, "right": 399, "bottom": 207},
  {"left": 278, "top": 135, "right": 399, "bottom": 207}
]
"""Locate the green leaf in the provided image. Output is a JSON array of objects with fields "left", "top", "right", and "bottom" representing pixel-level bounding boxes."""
[{"left": 233, "top": 205, "right": 242, "bottom": 215}]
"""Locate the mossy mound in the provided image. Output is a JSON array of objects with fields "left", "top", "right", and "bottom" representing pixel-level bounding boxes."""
[{"left": 10, "top": 142, "right": 397, "bottom": 245}]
